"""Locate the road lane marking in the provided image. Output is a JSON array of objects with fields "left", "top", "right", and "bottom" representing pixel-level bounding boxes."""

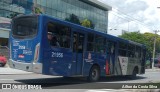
[{"left": 0, "top": 79, "right": 14, "bottom": 80}]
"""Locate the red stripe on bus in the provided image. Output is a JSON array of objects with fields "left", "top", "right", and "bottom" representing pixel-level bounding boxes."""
[{"left": 106, "top": 60, "right": 109, "bottom": 75}]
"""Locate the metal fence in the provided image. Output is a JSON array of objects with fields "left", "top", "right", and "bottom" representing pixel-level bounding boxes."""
[{"left": 0, "top": 46, "right": 9, "bottom": 59}]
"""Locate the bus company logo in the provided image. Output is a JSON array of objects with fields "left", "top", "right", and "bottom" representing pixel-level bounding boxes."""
[
  {"left": 122, "top": 58, "right": 125, "bottom": 63},
  {"left": 2, "top": 84, "right": 12, "bottom": 89},
  {"left": 121, "top": 57, "right": 128, "bottom": 63}
]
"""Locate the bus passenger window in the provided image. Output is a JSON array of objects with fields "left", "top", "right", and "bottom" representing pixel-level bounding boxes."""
[
  {"left": 95, "top": 35, "right": 105, "bottom": 53},
  {"left": 118, "top": 42, "right": 127, "bottom": 56},
  {"left": 127, "top": 44, "right": 135, "bottom": 58},
  {"left": 47, "top": 32, "right": 60, "bottom": 47},
  {"left": 136, "top": 46, "right": 141, "bottom": 58},
  {"left": 119, "top": 49, "right": 127, "bottom": 56},
  {"left": 73, "top": 34, "right": 78, "bottom": 52},
  {"left": 108, "top": 41, "right": 115, "bottom": 54},
  {"left": 47, "top": 22, "right": 71, "bottom": 48},
  {"left": 77, "top": 34, "right": 84, "bottom": 53},
  {"left": 87, "top": 33, "right": 94, "bottom": 51}
]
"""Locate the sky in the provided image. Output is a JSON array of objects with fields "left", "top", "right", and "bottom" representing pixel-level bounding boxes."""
[{"left": 99, "top": 0, "right": 160, "bottom": 36}]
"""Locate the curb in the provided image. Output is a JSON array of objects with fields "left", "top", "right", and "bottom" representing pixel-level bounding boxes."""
[{"left": 145, "top": 69, "right": 160, "bottom": 72}]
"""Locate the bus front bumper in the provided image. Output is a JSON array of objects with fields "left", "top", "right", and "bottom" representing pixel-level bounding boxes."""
[{"left": 9, "top": 59, "right": 42, "bottom": 74}]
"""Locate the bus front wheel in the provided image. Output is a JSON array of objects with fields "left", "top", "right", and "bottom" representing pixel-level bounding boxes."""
[{"left": 88, "top": 65, "right": 100, "bottom": 82}]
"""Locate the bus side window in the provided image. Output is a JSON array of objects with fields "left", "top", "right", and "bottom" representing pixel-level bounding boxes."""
[
  {"left": 73, "top": 33, "right": 77, "bottom": 52},
  {"left": 87, "top": 33, "right": 94, "bottom": 52},
  {"left": 47, "top": 22, "right": 71, "bottom": 48},
  {"left": 128, "top": 44, "right": 135, "bottom": 58},
  {"left": 136, "top": 46, "right": 141, "bottom": 58},
  {"left": 95, "top": 35, "right": 105, "bottom": 53},
  {"left": 108, "top": 41, "right": 115, "bottom": 54},
  {"left": 118, "top": 42, "right": 127, "bottom": 57},
  {"left": 78, "top": 34, "right": 84, "bottom": 53}
]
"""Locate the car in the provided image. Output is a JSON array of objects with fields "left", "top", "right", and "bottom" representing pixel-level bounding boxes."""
[{"left": 0, "top": 54, "right": 7, "bottom": 67}]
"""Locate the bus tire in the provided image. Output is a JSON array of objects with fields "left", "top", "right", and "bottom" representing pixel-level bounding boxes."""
[
  {"left": 87, "top": 65, "right": 100, "bottom": 82},
  {"left": 62, "top": 76, "right": 72, "bottom": 79},
  {"left": 129, "top": 67, "right": 138, "bottom": 79}
]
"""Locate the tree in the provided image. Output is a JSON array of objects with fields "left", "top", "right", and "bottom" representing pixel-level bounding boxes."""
[
  {"left": 65, "top": 14, "right": 80, "bottom": 25},
  {"left": 81, "top": 19, "right": 91, "bottom": 28},
  {"left": 143, "top": 32, "right": 160, "bottom": 56},
  {"left": 81, "top": 19, "right": 94, "bottom": 29},
  {"left": 119, "top": 32, "right": 160, "bottom": 67},
  {"left": 33, "top": 6, "right": 43, "bottom": 14}
]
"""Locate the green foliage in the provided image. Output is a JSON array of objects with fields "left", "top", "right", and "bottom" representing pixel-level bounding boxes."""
[
  {"left": 119, "top": 32, "right": 160, "bottom": 59},
  {"left": 34, "top": 7, "right": 43, "bottom": 14},
  {"left": 81, "top": 19, "right": 91, "bottom": 27},
  {"left": 81, "top": 19, "right": 95, "bottom": 29},
  {"left": 7, "top": 13, "right": 19, "bottom": 19},
  {"left": 65, "top": 14, "right": 80, "bottom": 25}
]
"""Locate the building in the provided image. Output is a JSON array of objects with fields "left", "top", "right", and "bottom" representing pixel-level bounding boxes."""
[
  {"left": 0, "top": 17, "right": 11, "bottom": 46},
  {"left": 0, "top": 0, "right": 112, "bottom": 46}
]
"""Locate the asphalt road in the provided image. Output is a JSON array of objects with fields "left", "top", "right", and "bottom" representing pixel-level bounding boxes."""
[{"left": 0, "top": 70, "right": 160, "bottom": 89}]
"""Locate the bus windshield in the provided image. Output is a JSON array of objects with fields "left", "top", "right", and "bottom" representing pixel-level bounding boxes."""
[{"left": 12, "top": 16, "right": 38, "bottom": 39}]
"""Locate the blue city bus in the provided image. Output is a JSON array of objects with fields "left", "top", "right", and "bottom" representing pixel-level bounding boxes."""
[{"left": 9, "top": 14, "right": 146, "bottom": 81}]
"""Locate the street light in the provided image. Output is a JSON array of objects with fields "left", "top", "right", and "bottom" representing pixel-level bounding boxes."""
[{"left": 152, "top": 30, "right": 160, "bottom": 69}]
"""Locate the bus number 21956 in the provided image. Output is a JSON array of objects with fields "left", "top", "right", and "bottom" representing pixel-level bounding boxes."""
[{"left": 52, "top": 52, "right": 63, "bottom": 58}]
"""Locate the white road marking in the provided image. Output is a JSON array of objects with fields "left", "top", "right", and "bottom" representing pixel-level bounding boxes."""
[
  {"left": 85, "top": 89, "right": 125, "bottom": 92},
  {"left": 0, "top": 79, "right": 14, "bottom": 80}
]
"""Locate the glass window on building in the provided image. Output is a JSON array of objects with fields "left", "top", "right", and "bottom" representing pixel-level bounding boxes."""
[
  {"left": 52, "top": 9, "right": 57, "bottom": 17},
  {"left": 0, "top": 0, "right": 109, "bottom": 33},
  {"left": 56, "top": 11, "right": 62, "bottom": 19},
  {"left": 0, "top": 10, "right": 4, "bottom": 17},
  {"left": 46, "top": 8, "right": 52, "bottom": 16},
  {"left": 40, "top": 0, "right": 45, "bottom": 7},
  {"left": 61, "top": 12, "right": 66, "bottom": 20},
  {"left": 47, "top": 0, "right": 52, "bottom": 8}
]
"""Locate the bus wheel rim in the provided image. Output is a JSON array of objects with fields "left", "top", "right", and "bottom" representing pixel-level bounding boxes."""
[{"left": 92, "top": 69, "right": 97, "bottom": 79}]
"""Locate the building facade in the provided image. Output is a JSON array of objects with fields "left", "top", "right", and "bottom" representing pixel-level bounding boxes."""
[{"left": 0, "top": 0, "right": 111, "bottom": 46}]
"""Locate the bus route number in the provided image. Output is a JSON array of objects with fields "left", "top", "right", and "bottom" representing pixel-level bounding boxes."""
[
  {"left": 19, "top": 45, "right": 25, "bottom": 49},
  {"left": 52, "top": 52, "right": 63, "bottom": 58}
]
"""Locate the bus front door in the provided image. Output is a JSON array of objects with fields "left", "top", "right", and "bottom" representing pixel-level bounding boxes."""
[{"left": 72, "top": 32, "right": 85, "bottom": 75}]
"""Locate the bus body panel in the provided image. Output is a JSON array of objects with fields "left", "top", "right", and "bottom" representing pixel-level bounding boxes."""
[
  {"left": 9, "top": 14, "right": 146, "bottom": 78},
  {"left": 10, "top": 15, "right": 43, "bottom": 73},
  {"left": 41, "top": 16, "right": 73, "bottom": 76}
]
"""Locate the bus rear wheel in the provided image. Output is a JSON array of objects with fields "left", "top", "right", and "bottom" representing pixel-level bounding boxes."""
[
  {"left": 88, "top": 65, "right": 100, "bottom": 82},
  {"left": 128, "top": 67, "right": 138, "bottom": 79}
]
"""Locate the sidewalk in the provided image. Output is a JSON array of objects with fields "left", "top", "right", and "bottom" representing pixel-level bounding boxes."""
[
  {"left": 0, "top": 67, "right": 32, "bottom": 75},
  {"left": 145, "top": 68, "right": 160, "bottom": 72}
]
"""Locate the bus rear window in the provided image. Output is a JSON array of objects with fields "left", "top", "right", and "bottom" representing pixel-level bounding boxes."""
[{"left": 12, "top": 16, "right": 38, "bottom": 39}]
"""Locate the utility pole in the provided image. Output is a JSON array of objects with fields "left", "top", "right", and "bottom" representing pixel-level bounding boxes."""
[{"left": 152, "top": 30, "right": 160, "bottom": 69}]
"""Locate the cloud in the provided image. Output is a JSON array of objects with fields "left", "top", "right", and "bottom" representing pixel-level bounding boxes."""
[
  {"left": 123, "top": 0, "right": 149, "bottom": 14},
  {"left": 99, "top": 0, "right": 160, "bottom": 36}
]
